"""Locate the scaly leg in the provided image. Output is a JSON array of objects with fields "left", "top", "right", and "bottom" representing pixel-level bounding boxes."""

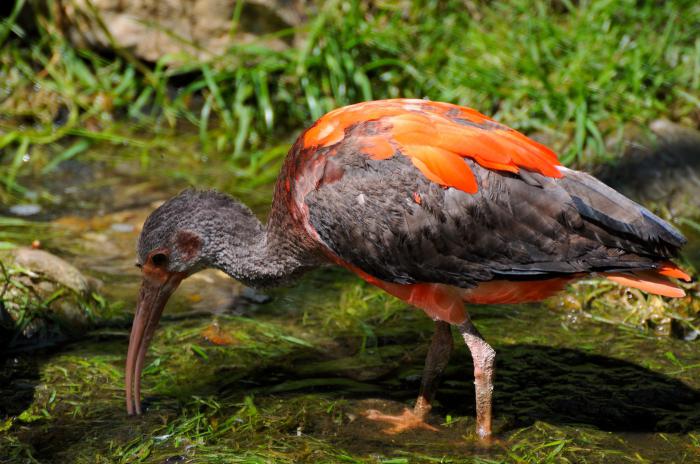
[
  {"left": 364, "top": 321, "right": 453, "bottom": 434},
  {"left": 414, "top": 320, "right": 454, "bottom": 419},
  {"left": 457, "top": 316, "right": 496, "bottom": 439}
]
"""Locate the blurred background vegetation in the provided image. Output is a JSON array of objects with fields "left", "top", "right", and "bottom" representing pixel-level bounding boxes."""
[{"left": 1, "top": 0, "right": 698, "bottom": 201}]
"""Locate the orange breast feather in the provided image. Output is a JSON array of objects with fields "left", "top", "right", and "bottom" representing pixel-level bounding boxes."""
[{"left": 303, "top": 99, "right": 562, "bottom": 194}]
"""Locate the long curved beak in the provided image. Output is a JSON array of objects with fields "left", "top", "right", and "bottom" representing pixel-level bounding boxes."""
[{"left": 125, "top": 271, "right": 184, "bottom": 415}]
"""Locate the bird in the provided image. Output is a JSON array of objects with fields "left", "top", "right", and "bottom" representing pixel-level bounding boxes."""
[{"left": 127, "top": 98, "right": 690, "bottom": 440}]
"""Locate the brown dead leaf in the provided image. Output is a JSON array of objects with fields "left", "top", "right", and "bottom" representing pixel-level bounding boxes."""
[{"left": 201, "top": 323, "right": 237, "bottom": 346}]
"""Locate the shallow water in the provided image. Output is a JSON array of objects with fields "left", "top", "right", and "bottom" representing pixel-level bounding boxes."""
[{"left": 2, "top": 148, "right": 700, "bottom": 463}]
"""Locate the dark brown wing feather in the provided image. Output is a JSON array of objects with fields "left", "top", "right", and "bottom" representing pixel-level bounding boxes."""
[{"left": 304, "top": 138, "right": 685, "bottom": 289}]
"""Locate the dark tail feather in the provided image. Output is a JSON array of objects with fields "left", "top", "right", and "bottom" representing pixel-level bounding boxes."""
[{"left": 558, "top": 167, "right": 686, "bottom": 255}]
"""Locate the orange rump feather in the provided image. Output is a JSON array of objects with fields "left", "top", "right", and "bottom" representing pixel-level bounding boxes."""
[
  {"left": 606, "top": 271, "right": 686, "bottom": 298},
  {"left": 658, "top": 261, "right": 692, "bottom": 281},
  {"left": 605, "top": 261, "right": 690, "bottom": 298}
]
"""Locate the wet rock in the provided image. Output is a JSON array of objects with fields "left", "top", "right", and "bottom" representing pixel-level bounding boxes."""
[
  {"left": 10, "top": 247, "right": 99, "bottom": 297},
  {"left": 181, "top": 269, "right": 243, "bottom": 314},
  {"left": 0, "top": 248, "right": 105, "bottom": 348},
  {"left": 57, "top": 0, "right": 310, "bottom": 64}
]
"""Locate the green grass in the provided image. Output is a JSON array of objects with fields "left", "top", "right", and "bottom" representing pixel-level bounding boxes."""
[{"left": 1, "top": 0, "right": 698, "bottom": 199}]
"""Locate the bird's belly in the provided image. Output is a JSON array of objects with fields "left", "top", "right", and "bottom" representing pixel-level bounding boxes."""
[
  {"left": 333, "top": 252, "right": 576, "bottom": 323},
  {"left": 461, "top": 278, "right": 574, "bottom": 305}
]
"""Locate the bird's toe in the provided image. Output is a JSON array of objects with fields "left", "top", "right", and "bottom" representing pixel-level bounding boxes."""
[{"left": 362, "top": 407, "right": 439, "bottom": 434}]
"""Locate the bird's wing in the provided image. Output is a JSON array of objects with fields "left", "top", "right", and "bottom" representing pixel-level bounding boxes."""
[
  {"left": 301, "top": 99, "right": 562, "bottom": 195},
  {"left": 299, "top": 103, "right": 686, "bottom": 289},
  {"left": 306, "top": 154, "right": 676, "bottom": 287}
]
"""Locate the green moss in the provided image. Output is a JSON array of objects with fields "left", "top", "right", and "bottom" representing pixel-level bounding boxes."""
[
  {"left": 545, "top": 273, "right": 700, "bottom": 339},
  {"left": 3, "top": 273, "right": 700, "bottom": 463}
]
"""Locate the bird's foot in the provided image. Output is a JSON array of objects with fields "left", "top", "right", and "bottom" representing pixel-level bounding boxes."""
[{"left": 363, "top": 408, "right": 439, "bottom": 434}]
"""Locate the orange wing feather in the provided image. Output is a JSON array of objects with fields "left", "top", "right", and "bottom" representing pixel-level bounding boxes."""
[{"left": 303, "top": 99, "right": 562, "bottom": 194}]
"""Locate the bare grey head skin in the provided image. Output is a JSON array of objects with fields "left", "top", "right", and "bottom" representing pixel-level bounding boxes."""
[{"left": 126, "top": 189, "right": 314, "bottom": 415}]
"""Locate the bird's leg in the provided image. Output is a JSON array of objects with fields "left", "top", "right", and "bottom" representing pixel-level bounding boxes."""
[
  {"left": 457, "top": 316, "right": 496, "bottom": 440},
  {"left": 414, "top": 320, "right": 453, "bottom": 419},
  {"left": 364, "top": 321, "right": 453, "bottom": 434}
]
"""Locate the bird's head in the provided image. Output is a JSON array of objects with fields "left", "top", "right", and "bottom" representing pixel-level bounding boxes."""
[{"left": 126, "top": 189, "right": 262, "bottom": 415}]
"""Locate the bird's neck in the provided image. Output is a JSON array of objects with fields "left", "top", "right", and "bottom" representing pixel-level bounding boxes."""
[{"left": 208, "top": 216, "right": 311, "bottom": 288}]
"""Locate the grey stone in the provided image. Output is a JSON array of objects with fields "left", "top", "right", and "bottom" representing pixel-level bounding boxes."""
[
  {"left": 57, "top": 0, "right": 310, "bottom": 64},
  {"left": 10, "top": 247, "right": 95, "bottom": 297}
]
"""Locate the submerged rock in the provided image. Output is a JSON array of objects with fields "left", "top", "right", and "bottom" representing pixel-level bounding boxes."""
[{"left": 9, "top": 204, "right": 42, "bottom": 216}]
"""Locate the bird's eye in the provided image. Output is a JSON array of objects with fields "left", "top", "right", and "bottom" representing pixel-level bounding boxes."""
[{"left": 151, "top": 253, "right": 168, "bottom": 267}]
